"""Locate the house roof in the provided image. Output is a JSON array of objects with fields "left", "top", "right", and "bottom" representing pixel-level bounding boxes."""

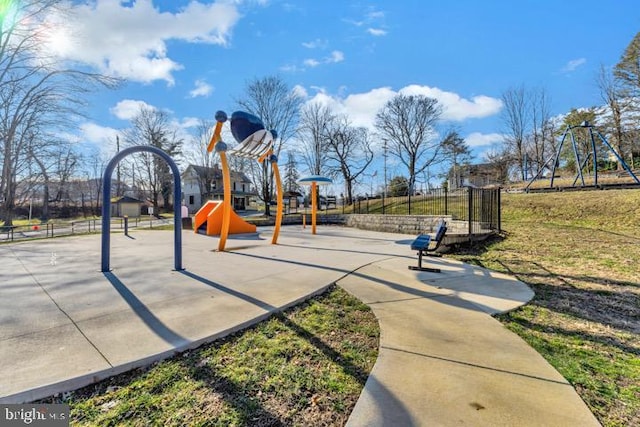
[
  {"left": 111, "top": 196, "right": 145, "bottom": 204},
  {"left": 184, "top": 164, "right": 252, "bottom": 183}
]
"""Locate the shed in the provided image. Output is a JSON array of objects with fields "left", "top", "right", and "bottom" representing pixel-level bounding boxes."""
[
  {"left": 283, "top": 190, "right": 304, "bottom": 212},
  {"left": 111, "top": 196, "right": 144, "bottom": 218}
]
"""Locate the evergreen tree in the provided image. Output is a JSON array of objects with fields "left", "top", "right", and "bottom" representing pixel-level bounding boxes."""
[
  {"left": 614, "top": 31, "right": 640, "bottom": 98},
  {"left": 283, "top": 151, "right": 300, "bottom": 193}
]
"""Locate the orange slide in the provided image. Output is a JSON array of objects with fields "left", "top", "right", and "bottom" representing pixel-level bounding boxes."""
[{"left": 193, "top": 201, "right": 257, "bottom": 236}]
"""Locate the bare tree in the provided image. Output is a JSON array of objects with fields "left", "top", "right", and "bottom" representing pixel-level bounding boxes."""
[
  {"left": 0, "top": 0, "right": 119, "bottom": 225},
  {"left": 500, "top": 86, "right": 530, "bottom": 181},
  {"left": 324, "top": 115, "right": 373, "bottom": 204},
  {"left": 298, "top": 102, "right": 333, "bottom": 176},
  {"left": 183, "top": 118, "right": 221, "bottom": 201},
  {"left": 528, "top": 88, "right": 554, "bottom": 177},
  {"left": 84, "top": 147, "right": 108, "bottom": 216},
  {"left": 375, "top": 94, "right": 443, "bottom": 194},
  {"left": 124, "top": 107, "right": 183, "bottom": 214},
  {"left": 235, "top": 75, "right": 303, "bottom": 216},
  {"left": 483, "top": 146, "right": 512, "bottom": 185}
]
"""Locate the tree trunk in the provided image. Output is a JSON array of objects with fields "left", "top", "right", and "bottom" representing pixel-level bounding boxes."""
[
  {"left": 41, "top": 183, "right": 50, "bottom": 221},
  {"left": 153, "top": 192, "right": 160, "bottom": 217},
  {"left": 0, "top": 181, "right": 15, "bottom": 226},
  {"left": 346, "top": 179, "right": 353, "bottom": 205}
]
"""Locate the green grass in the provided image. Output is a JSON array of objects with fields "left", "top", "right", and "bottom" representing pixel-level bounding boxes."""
[
  {"left": 451, "top": 189, "right": 640, "bottom": 427},
  {"left": 44, "top": 286, "right": 379, "bottom": 426}
]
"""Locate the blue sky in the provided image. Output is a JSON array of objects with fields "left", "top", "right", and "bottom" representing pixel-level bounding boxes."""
[{"left": 45, "top": 0, "right": 640, "bottom": 189}]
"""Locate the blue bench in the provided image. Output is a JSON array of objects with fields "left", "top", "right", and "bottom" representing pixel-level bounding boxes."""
[{"left": 408, "top": 220, "right": 447, "bottom": 273}]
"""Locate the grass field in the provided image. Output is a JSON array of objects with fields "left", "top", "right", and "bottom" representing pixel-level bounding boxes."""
[
  {"left": 39, "top": 188, "right": 639, "bottom": 426},
  {"left": 43, "top": 287, "right": 379, "bottom": 426},
  {"left": 451, "top": 189, "right": 640, "bottom": 427}
]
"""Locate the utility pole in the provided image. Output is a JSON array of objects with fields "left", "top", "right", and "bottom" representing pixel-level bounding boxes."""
[{"left": 383, "top": 139, "right": 388, "bottom": 200}]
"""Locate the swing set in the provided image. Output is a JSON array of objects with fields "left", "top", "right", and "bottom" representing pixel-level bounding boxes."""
[{"left": 525, "top": 121, "right": 639, "bottom": 191}]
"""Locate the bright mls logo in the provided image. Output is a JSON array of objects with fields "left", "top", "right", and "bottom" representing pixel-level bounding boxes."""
[{"left": 0, "top": 404, "right": 69, "bottom": 426}]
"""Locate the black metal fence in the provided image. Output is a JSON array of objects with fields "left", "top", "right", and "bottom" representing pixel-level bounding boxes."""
[
  {"left": 0, "top": 217, "right": 173, "bottom": 243},
  {"left": 348, "top": 187, "right": 501, "bottom": 234}
]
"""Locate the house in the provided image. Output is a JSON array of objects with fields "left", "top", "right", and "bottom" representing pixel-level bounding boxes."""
[
  {"left": 182, "top": 164, "right": 257, "bottom": 213},
  {"left": 448, "top": 163, "right": 508, "bottom": 189},
  {"left": 110, "top": 196, "right": 144, "bottom": 217}
]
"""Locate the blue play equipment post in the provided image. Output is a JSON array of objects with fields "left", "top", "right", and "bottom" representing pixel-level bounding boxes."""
[{"left": 101, "top": 145, "right": 183, "bottom": 272}]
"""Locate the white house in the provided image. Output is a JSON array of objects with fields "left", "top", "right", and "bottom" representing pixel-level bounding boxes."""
[{"left": 182, "top": 164, "right": 257, "bottom": 213}]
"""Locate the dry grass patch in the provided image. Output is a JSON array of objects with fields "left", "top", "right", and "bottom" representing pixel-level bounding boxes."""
[{"left": 452, "top": 189, "right": 640, "bottom": 427}]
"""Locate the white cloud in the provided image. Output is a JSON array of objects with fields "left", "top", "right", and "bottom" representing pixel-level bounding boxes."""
[
  {"left": 399, "top": 85, "right": 503, "bottom": 120},
  {"left": 302, "top": 38, "right": 328, "bottom": 49},
  {"left": 110, "top": 99, "right": 155, "bottom": 120},
  {"left": 300, "top": 51, "right": 344, "bottom": 69},
  {"left": 180, "top": 117, "right": 201, "bottom": 128},
  {"left": 189, "top": 79, "right": 214, "bottom": 98},
  {"left": 279, "top": 63, "right": 302, "bottom": 73},
  {"left": 561, "top": 58, "right": 587, "bottom": 73},
  {"left": 367, "top": 10, "right": 385, "bottom": 20},
  {"left": 292, "top": 84, "right": 308, "bottom": 98},
  {"left": 42, "top": 0, "right": 241, "bottom": 85},
  {"left": 329, "top": 50, "right": 344, "bottom": 63},
  {"left": 79, "top": 122, "right": 120, "bottom": 145},
  {"left": 465, "top": 132, "right": 504, "bottom": 147},
  {"left": 303, "top": 58, "right": 320, "bottom": 67},
  {"left": 367, "top": 28, "right": 387, "bottom": 36},
  {"left": 302, "top": 85, "right": 502, "bottom": 133},
  {"left": 302, "top": 86, "right": 392, "bottom": 130}
]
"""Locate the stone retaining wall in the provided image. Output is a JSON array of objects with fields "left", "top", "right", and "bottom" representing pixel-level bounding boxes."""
[{"left": 252, "top": 214, "right": 473, "bottom": 236}]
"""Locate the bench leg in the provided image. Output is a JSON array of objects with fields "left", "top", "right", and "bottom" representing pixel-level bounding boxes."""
[{"left": 408, "top": 250, "right": 441, "bottom": 273}]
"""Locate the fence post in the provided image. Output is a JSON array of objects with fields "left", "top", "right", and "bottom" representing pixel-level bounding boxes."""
[
  {"left": 497, "top": 189, "right": 502, "bottom": 233},
  {"left": 468, "top": 186, "right": 473, "bottom": 236},
  {"left": 444, "top": 187, "right": 448, "bottom": 215}
]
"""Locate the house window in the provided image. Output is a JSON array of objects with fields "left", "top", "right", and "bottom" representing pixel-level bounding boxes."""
[
  {"left": 242, "top": 184, "right": 246, "bottom": 192},
  {"left": 233, "top": 182, "right": 236, "bottom": 191},
  {"left": 189, "top": 195, "right": 194, "bottom": 205}
]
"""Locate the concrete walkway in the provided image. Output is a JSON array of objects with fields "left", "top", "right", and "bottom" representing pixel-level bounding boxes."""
[{"left": 0, "top": 226, "right": 599, "bottom": 426}]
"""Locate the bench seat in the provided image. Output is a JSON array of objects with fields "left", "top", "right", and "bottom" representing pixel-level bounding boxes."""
[{"left": 408, "top": 220, "right": 447, "bottom": 273}]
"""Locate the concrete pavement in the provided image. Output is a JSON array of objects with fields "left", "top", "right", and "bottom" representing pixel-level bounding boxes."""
[{"left": 0, "top": 225, "right": 600, "bottom": 426}]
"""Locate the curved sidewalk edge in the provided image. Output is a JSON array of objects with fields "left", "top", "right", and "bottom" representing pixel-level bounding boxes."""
[{"left": 339, "top": 257, "right": 601, "bottom": 427}]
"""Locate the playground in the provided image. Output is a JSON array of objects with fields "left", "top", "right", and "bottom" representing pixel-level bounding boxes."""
[
  {"left": 0, "top": 111, "right": 621, "bottom": 424},
  {"left": 0, "top": 224, "right": 600, "bottom": 425}
]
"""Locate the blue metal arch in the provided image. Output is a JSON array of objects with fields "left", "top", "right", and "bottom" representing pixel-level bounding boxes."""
[{"left": 101, "top": 145, "right": 183, "bottom": 272}]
